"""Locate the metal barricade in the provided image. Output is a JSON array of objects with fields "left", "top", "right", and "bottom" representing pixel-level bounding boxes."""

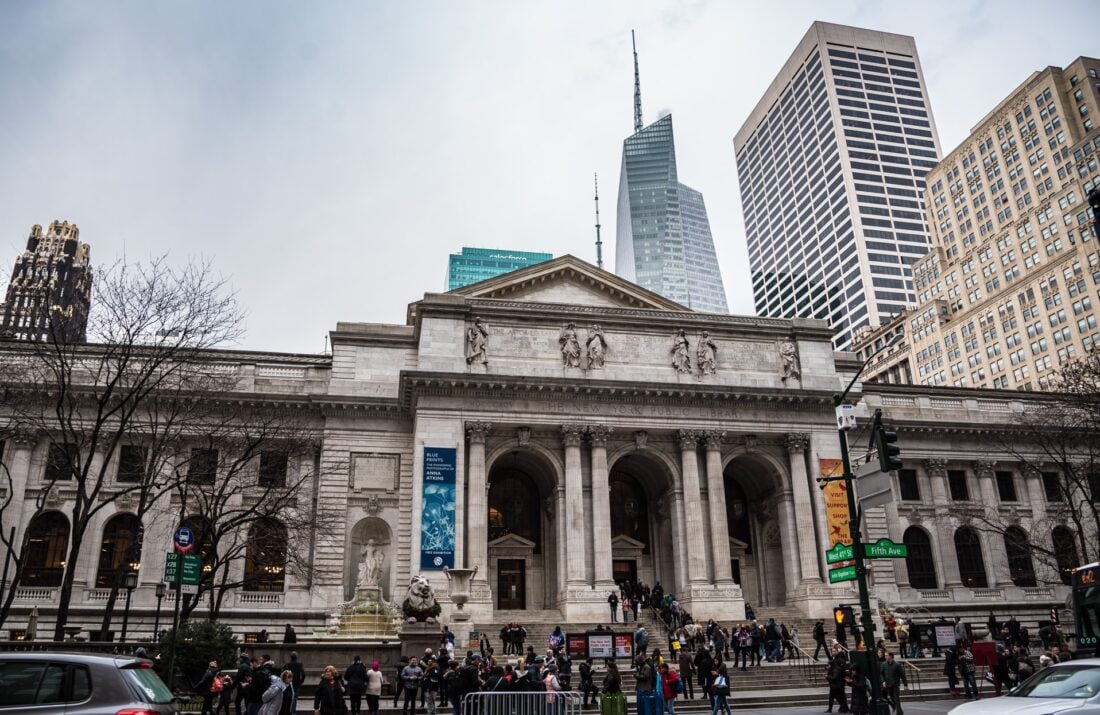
[{"left": 461, "top": 690, "right": 583, "bottom": 715}]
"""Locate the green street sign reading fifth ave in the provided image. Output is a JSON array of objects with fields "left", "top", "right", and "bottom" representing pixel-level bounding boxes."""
[
  {"left": 164, "top": 552, "right": 202, "bottom": 589},
  {"left": 825, "top": 543, "right": 854, "bottom": 564},
  {"left": 829, "top": 565, "right": 857, "bottom": 583},
  {"left": 864, "top": 538, "right": 909, "bottom": 559}
]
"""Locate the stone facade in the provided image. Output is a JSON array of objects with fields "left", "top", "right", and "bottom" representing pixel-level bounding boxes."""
[{"left": 0, "top": 256, "right": 1080, "bottom": 638}]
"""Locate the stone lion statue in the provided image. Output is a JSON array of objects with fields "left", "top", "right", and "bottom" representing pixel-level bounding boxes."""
[{"left": 402, "top": 575, "right": 441, "bottom": 621}]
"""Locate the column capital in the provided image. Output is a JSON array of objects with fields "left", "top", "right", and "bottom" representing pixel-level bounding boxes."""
[
  {"left": 677, "top": 429, "right": 700, "bottom": 451},
  {"left": 587, "top": 425, "right": 613, "bottom": 447},
  {"left": 8, "top": 430, "right": 38, "bottom": 448},
  {"left": 785, "top": 432, "right": 810, "bottom": 454},
  {"left": 466, "top": 421, "right": 491, "bottom": 444},
  {"left": 924, "top": 457, "right": 948, "bottom": 477},
  {"left": 974, "top": 460, "right": 996, "bottom": 478},
  {"left": 561, "top": 424, "right": 585, "bottom": 447},
  {"left": 702, "top": 430, "right": 725, "bottom": 452}
]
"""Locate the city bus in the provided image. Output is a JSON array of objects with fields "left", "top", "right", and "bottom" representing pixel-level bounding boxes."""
[{"left": 1073, "top": 561, "right": 1100, "bottom": 655}]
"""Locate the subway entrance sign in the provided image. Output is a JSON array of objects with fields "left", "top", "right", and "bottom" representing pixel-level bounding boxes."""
[{"left": 164, "top": 552, "right": 202, "bottom": 594}]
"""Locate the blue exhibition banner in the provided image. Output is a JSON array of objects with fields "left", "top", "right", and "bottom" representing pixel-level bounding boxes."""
[{"left": 420, "top": 447, "right": 456, "bottom": 569}]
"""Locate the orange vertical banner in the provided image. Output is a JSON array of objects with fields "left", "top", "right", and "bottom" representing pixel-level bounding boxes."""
[{"left": 819, "top": 458, "right": 852, "bottom": 546}]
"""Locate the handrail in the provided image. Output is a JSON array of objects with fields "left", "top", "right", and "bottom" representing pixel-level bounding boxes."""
[{"left": 899, "top": 659, "right": 923, "bottom": 697}]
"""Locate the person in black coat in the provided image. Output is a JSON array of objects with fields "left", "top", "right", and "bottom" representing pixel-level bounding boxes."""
[
  {"left": 314, "top": 665, "right": 349, "bottom": 715},
  {"left": 195, "top": 662, "right": 220, "bottom": 715},
  {"left": 234, "top": 655, "right": 252, "bottom": 715},
  {"left": 282, "top": 652, "right": 305, "bottom": 714},
  {"left": 345, "top": 656, "right": 368, "bottom": 715},
  {"left": 693, "top": 647, "right": 712, "bottom": 699}
]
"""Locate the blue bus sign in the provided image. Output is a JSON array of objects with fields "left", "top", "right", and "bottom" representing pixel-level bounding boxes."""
[{"left": 173, "top": 526, "right": 194, "bottom": 554}]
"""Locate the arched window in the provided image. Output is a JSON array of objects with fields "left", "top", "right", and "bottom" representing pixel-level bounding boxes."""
[
  {"left": 609, "top": 472, "right": 650, "bottom": 551},
  {"left": 954, "top": 526, "right": 988, "bottom": 588},
  {"left": 488, "top": 470, "right": 541, "bottom": 551},
  {"left": 96, "top": 513, "right": 142, "bottom": 588},
  {"left": 22, "top": 512, "right": 69, "bottom": 587},
  {"left": 724, "top": 478, "right": 752, "bottom": 554},
  {"left": 244, "top": 518, "right": 287, "bottom": 592},
  {"left": 903, "top": 526, "right": 937, "bottom": 589},
  {"left": 1004, "top": 526, "right": 1037, "bottom": 587},
  {"left": 1052, "top": 526, "right": 1079, "bottom": 586}
]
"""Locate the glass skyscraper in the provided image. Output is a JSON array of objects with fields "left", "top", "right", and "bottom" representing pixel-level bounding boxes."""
[
  {"left": 446, "top": 247, "right": 553, "bottom": 290},
  {"left": 614, "top": 40, "right": 729, "bottom": 313}
]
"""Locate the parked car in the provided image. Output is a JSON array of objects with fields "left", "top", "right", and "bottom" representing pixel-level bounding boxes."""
[
  {"left": 0, "top": 652, "right": 183, "bottom": 714},
  {"left": 949, "top": 658, "right": 1100, "bottom": 715}
]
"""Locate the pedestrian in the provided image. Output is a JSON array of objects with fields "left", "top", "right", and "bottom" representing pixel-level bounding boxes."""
[
  {"left": 694, "top": 647, "right": 712, "bottom": 700},
  {"left": 365, "top": 661, "right": 384, "bottom": 715},
  {"left": 196, "top": 661, "right": 221, "bottom": 715},
  {"left": 549, "top": 626, "right": 566, "bottom": 653},
  {"left": 216, "top": 675, "right": 234, "bottom": 715},
  {"left": 659, "top": 663, "right": 680, "bottom": 715},
  {"left": 848, "top": 665, "right": 869, "bottom": 715},
  {"left": 993, "top": 644, "right": 1009, "bottom": 696},
  {"left": 896, "top": 623, "right": 908, "bottom": 660},
  {"left": 744, "top": 603, "right": 755, "bottom": 621},
  {"left": 634, "top": 655, "right": 659, "bottom": 715},
  {"left": 608, "top": 591, "right": 619, "bottom": 623},
  {"left": 283, "top": 624, "right": 297, "bottom": 644},
  {"left": 246, "top": 661, "right": 274, "bottom": 715},
  {"left": 259, "top": 670, "right": 288, "bottom": 715},
  {"left": 622, "top": 596, "right": 632, "bottom": 623},
  {"left": 282, "top": 652, "right": 305, "bottom": 714},
  {"left": 422, "top": 657, "right": 442, "bottom": 715},
  {"left": 825, "top": 645, "right": 849, "bottom": 714},
  {"left": 677, "top": 646, "right": 695, "bottom": 699},
  {"left": 235, "top": 654, "right": 252, "bottom": 715},
  {"left": 579, "top": 658, "right": 599, "bottom": 708},
  {"left": 393, "top": 657, "right": 408, "bottom": 709},
  {"left": 954, "top": 617, "right": 968, "bottom": 648},
  {"left": 709, "top": 664, "right": 730, "bottom": 715},
  {"left": 943, "top": 648, "right": 959, "bottom": 696},
  {"left": 401, "top": 656, "right": 423, "bottom": 715},
  {"left": 881, "top": 651, "right": 907, "bottom": 715},
  {"left": 600, "top": 662, "right": 625, "bottom": 715},
  {"left": 634, "top": 625, "right": 650, "bottom": 656},
  {"left": 314, "top": 665, "right": 349, "bottom": 715},
  {"left": 345, "top": 656, "right": 368, "bottom": 715},
  {"left": 959, "top": 648, "right": 977, "bottom": 699}
]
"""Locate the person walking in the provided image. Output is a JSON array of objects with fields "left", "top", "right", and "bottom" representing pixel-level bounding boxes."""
[
  {"left": 196, "top": 661, "right": 221, "bottom": 715},
  {"left": 282, "top": 652, "right": 305, "bottom": 715},
  {"left": 259, "top": 670, "right": 288, "bottom": 715},
  {"left": 709, "top": 664, "right": 731, "bottom": 715},
  {"left": 959, "top": 648, "right": 977, "bottom": 699},
  {"left": 365, "top": 661, "right": 384, "bottom": 715},
  {"left": 634, "top": 625, "right": 650, "bottom": 656},
  {"left": 943, "top": 649, "right": 959, "bottom": 696},
  {"left": 313, "top": 665, "right": 349, "bottom": 715},
  {"left": 345, "top": 656, "right": 368, "bottom": 715},
  {"left": 677, "top": 647, "right": 695, "bottom": 698},
  {"left": 401, "top": 657, "right": 423, "bottom": 715},
  {"left": 634, "top": 655, "right": 659, "bottom": 715},
  {"left": 848, "top": 665, "right": 870, "bottom": 715},
  {"left": 694, "top": 647, "right": 712, "bottom": 700},
  {"left": 608, "top": 591, "right": 620, "bottom": 623},
  {"left": 826, "top": 645, "right": 850, "bottom": 714},
  {"left": 579, "top": 658, "right": 599, "bottom": 708},
  {"left": 246, "top": 661, "right": 274, "bottom": 715},
  {"left": 659, "top": 662, "right": 680, "bottom": 715},
  {"left": 881, "top": 651, "right": 908, "bottom": 715},
  {"left": 234, "top": 655, "right": 252, "bottom": 715},
  {"left": 393, "top": 658, "right": 408, "bottom": 709},
  {"left": 622, "top": 596, "right": 632, "bottom": 624},
  {"left": 600, "top": 663, "right": 625, "bottom": 715}
]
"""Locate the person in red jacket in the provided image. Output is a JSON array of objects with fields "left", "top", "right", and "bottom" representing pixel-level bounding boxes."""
[{"left": 659, "top": 663, "right": 681, "bottom": 715}]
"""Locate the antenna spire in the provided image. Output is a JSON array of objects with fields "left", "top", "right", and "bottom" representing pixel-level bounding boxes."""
[
  {"left": 594, "top": 173, "right": 604, "bottom": 270},
  {"left": 632, "top": 30, "right": 643, "bottom": 133}
]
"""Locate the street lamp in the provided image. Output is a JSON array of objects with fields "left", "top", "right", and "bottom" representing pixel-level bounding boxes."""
[
  {"left": 120, "top": 571, "right": 139, "bottom": 643},
  {"left": 154, "top": 582, "right": 166, "bottom": 641}
]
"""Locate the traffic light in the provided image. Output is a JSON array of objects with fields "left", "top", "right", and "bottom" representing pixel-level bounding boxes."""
[
  {"left": 834, "top": 606, "right": 855, "bottom": 626},
  {"left": 874, "top": 419, "right": 902, "bottom": 472}
]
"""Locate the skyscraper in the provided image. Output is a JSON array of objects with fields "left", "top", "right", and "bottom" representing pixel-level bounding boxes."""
[
  {"left": 446, "top": 246, "right": 553, "bottom": 290},
  {"left": 0, "top": 220, "right": 92, "bottom": 343},
  {"left": 734, "top": 22, "right": 942, "bottom": 349},
  {"left": 615, "top": 35, "right": 728, "bottom": 313}
]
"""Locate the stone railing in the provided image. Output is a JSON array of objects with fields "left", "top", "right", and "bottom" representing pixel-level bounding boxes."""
[
  {"left": 84, "top": 589, "right": 111, "bottom": 601},
  {"left": 929, "top": 397, "right": 964, "bottom": 408},
  {"left": 256, "top": 366, "right": 308, "bottom": 379},
  {"left": 882, "top": 396, "right": 916, "bottom": 407},
  {"left": 972, "top": 588, "right": 1004, "bottom": 600},
  {"left": 918, "top": 589, "right": 953, "bottom": 600},
  {"left": 15, "top": 588, "right": 54, "bottom": 601},
  {"left": 976, "top": 399, "right": 1011, "bottom": 411},
  {"left": 238, "top": 592, "right": 284, "bottom": 607},
  {"left": 1022, "top": 586, "right": 1054, "bottom": 599}
]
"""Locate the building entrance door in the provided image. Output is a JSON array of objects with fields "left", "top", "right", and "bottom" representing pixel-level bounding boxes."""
[
  {"left": 613, "top": 559, "right": 637, "bottom": 586},
  {"left": 497, "top": 559, "right": 526, "bottom": 609}
]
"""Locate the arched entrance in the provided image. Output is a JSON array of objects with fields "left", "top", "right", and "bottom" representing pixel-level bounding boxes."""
[
  {"left": 724, "top": 454, "right": 788, "bottom": 606},
  {"left": 607, "top": 452, "right": 677, "bottom": 595},
  {"left": 347, "top": 517, "right": 394, "bottom": 601},
  {"left": 486, "top": 449, "right": 558, "bottom": 611}
]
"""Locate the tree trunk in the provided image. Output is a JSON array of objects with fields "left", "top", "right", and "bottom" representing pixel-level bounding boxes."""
[{"left": 53, "top": 524, "right": 86, "bottom": 642}]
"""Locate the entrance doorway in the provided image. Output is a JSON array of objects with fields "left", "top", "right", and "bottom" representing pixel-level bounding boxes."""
[
  {"left": 613, "top": 559, "right": 637, "bottom": 586},
  {"left": 497, "top": 559, "right": 526, "bottom": 609}
]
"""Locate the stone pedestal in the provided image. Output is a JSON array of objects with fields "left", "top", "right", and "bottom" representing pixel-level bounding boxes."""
[
  {"left": 399, "top": 620, "right": 444, "bottom": 658},
  {"left": 681, "top": 584, "right": 745, "bottom": 621}
]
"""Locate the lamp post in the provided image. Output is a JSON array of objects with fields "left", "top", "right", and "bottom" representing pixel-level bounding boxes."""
[
  {"left": 829, "top": 332, "right": 901, "bottom": 715},
  {"left": 154, "top": 582, "right": 166, "bottom": 641},
  {"left": 120, "top": 570, "right": 139, "bottom": 644}
]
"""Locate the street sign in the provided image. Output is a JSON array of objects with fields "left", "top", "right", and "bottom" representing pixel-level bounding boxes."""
[
  {"left": 826, "top": 542, "right": 854, "bottom": 564},
  {"left": 829, "top": 565, "right": 857, "bottom": 584},
  {"left": 863, "top": 538, "right": 908, "bottom": 559},
  {"left": 164, "top": 552, "right": 202, "bottom": 594},
  {"left": 173, "top": 526, "right": 194, "bottom": 554}
]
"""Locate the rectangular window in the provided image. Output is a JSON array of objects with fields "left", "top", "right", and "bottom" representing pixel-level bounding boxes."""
[
  {"left": 948, "top": 470, "right": 970, "bottom": 500},
  {"left": 898, "top": 469, "right": 920, "bottom": 501},
  {"left": 45, "top": 443, "right": 79, "bottom": 481},
  {"left": 259, "top": 451, "right": 288, "bottom": 488},
  {"left": 995, "top": 471, "right": 1018, "bottom": 501},
  {"left": 1041, "top": 472, "right": 1063, "bottom": 501},
  {"left": 187, "top": 448, "right": 218, "bottom": 484},
  {"left": 116, "top": 445, "right": 147, "bottom": 483}
]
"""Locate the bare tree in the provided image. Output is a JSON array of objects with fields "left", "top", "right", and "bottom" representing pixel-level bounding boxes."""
[{"left": 0, "top": 257, "right": 244, "bottom": 640}]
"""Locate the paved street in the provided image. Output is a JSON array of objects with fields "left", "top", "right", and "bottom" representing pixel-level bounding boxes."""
[{"left": 732, "top": 700, "right": 960, "bottom": 715}]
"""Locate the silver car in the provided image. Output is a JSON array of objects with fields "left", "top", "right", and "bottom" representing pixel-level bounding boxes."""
[
  {"left": 949, "top": 658, "right": 1100, "bottom": 715},
  {"left": 0, "top": 652, "right": 183, "bottom": 714}
]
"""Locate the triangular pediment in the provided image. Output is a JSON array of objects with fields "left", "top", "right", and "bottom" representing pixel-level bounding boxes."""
[
  {"left": 488, "top": 533, "right": 537, "bottom": 549},
  {"left": 610, "top": 534, "right": 647, "bottom": 550},
  {"left": 450, "top": 255, "right": 690, "bottom": 312}
]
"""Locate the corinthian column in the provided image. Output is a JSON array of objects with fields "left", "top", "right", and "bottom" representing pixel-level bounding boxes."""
[
  {"left": 2, "top": 433, "right": 37, "bottom": 549},
  {"left": 702, "top": 431, "right": 732, "bottom": 584},
  {"left": 975, "top": 460, "right": 1007, "bottom": 588},
  {"left": 561, "top": 425, "right": 587, "bottom": 588},
  {"left": 588, "top": 425, "right": 614, "bottom": 589},
  {"left": 465, "top": 422, "right": 491, "bottom": 575},
  {"left": 925, "top": 458, "right": 962, "bottom": 588},
  {"left": 786, "top": 433, "right": 822, "bottom": 584},
  {"left": 677, "top": 430, "right": 708, "bottom": 585}
]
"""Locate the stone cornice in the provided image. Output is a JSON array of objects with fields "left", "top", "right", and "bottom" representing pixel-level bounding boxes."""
[{"left": 397, "top": 370, "right": 837, "bottom": 414}]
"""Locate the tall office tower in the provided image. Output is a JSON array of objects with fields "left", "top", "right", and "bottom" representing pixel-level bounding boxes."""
[
  {"left": 615, "top": 35, "right": 729, "bottom": 313},
  {"left": 446, "top": 247, "right": 553, "bottom": 290},
  {"left": 856, "top": 56, "right": 1100, "bottom": 390},
  {"left": 0, "top": 220, "right": 92, "bottom": 343},
  {"left": 734, "top": 22, "right": 942, "bottom": 349}
]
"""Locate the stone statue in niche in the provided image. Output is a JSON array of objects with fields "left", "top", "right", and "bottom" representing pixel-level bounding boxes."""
[
  {"left": 559, "top": 323, "right": 581, "bottom": 368},
  {"left": 780, "top": 339, "right": 801, "bottom": 382},
  {"left": 697, "top": 331, "right": 718, "bottom": 375},
  {"left": 671, "top": 329, "right": 691, "bottom": 373},
  {"left": 357, "top": 538, "right": 387, "bottom": 589},
  {"left": 465, "top": 317, "right": 488, "bottom": 365},
  {"left": 586, "top": 324, "right": 607, "bottom": 368}
]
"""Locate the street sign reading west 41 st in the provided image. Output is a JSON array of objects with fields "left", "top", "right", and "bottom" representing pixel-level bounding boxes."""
[{"left": 825, "top": 542, "right": 854, "bottom": 564}]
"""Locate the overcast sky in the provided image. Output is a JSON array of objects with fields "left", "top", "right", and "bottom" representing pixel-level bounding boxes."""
[{"left": 1, "top": 1, "right": 1097, "bottom": 353}]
